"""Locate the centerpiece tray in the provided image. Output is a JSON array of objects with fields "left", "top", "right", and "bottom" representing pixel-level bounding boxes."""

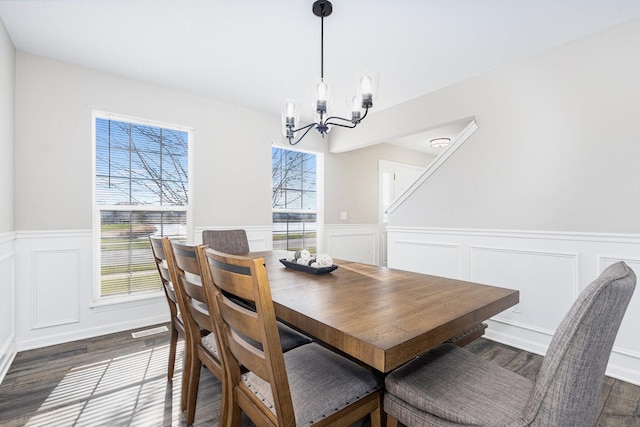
[{"left": 279, "top": 259, "right": 338, "bottom": 275}]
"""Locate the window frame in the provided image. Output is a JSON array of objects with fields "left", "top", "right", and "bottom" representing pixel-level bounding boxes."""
[
  {"left": 271, "top": 144, "right": 324, "bottom": 253},
  {"left": 91, "top": 111, "right": 194, "bottom": 306}
]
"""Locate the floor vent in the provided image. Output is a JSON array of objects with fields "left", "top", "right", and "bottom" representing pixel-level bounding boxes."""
[{"left": 131, "top": 325, "right": 169, "bottom": 339}]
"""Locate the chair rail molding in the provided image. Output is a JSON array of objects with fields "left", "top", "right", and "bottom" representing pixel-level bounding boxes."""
[{"left": 386, "top": 226, "right": 640, "bottom": 386}]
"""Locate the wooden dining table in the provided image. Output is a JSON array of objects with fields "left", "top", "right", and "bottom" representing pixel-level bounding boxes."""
[{"left": 252, "top": 250, "right": 519, "bottom": 374}]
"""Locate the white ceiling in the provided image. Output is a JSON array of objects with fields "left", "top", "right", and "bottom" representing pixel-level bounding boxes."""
[{"left": 2, "top": 0, "right": 640, "bottom": 153}]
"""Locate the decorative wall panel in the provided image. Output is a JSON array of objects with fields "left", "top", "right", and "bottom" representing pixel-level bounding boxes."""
[{"left": 387, "top": 227, "right": 640, "bottom": 385}]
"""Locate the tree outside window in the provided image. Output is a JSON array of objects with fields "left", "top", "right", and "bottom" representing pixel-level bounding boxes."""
[
  {"left": 272, "top": 147, "right": 317, "bottom": 252},
  {"left": 94, "top": 114, "right": 190, "bottom": 300}
]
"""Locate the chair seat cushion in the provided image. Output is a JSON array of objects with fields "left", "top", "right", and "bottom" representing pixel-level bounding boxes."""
[
  {"left": 243, "top": 343, "right": 382, "bottom": 425},
  {"left": 201, "top": 332, "right": 219, "bottom": 357},
  {"left": 385, "top": 343, "right": 534, "bottom": 426},
  {"left": 276, "top": 322, "right": 312, "bottom": 352}
]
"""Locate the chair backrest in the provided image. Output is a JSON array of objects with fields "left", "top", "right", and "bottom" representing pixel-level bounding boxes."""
[
  {"left": 149, "top": 236, "right": 179, "bottom": 317},
  {"left": 524, "top": 261, "right": 636, "bottom": 426},
  {"left": 199, "top": 247, "right": 295, "bottom": 426},
  {"left": 202, "top": 229, "right": 250, "bottom": 254},
  {"left": 167, "top": 240, "right": 217, "bottom": 345}
]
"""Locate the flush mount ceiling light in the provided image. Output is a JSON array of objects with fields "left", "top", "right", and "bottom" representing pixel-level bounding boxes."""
[
  {"left": 430, "top": 138, "right": 451, "bottom": 148},
  {"left": 281, "top": 0, "right": 379, "bottom": 145}
]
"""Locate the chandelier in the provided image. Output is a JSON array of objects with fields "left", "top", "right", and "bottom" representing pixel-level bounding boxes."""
[{"left": 281, "top": 0, "right": 379, "bottom": 145}]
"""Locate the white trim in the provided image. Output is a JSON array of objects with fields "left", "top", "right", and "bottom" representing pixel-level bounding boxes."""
[
  {"left": 0, "top": 248, "right": 16, "bottom": 386},
  {"left": 0, "top": 341, "right": 16, "bottom": 386},
  {"left": 15, "top": 229, "right": 91, "bottom": 239},
  {"left": 93, "top": 110, "right": 193, "bottom": 133},
  {"left": 89, "top": 291, "right": 166, "bottom": 310},
  {"left": 387, "top": 119, "right": 478, "bottom": 214},
  {"left": 387, "top": 226, "right": 640, "bottom": 243},
  {"left": 0, "top": 231, "right": 15, "bottom": 244},
  {"left": 91, "top": 111, "right": 193, "bottom": 305},
  {"left": 324, "top": 224, "right": 379, "bottom": 265},
  {"left": 386, "top": 225, "right": 640, "bottom": 386},
  {"left": 31, "top": 248, "right": 81, "bottom": 329},
  {"left": 16, "top": 314, "right": 170, "bottom": 352}
]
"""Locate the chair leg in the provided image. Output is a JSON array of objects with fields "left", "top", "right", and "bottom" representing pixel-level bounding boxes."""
[
  {"left": 218, "top": 377, "right": 229, "bottom": 427},
  {"left": 186, "top": 357, "right": 202, "bottom": 425},
  {"left": 386, "top": 415, "right": 399, "bottom": 427},
  {"left": 228, "top": 395, "right": 242, "bottom": 427},
  {"left": 181, "top": 341, "right": 192, "bottom": 412},
  {"left": 370, "top": 393, "right": 384, "bottom": 427},
  {"left": 167, "top": 323, "right": 178, "bottom": 380}
]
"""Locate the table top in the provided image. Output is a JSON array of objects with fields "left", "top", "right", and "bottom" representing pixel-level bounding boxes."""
[{"left": 254, "top": 251, "right": 519, "bottom": 373}]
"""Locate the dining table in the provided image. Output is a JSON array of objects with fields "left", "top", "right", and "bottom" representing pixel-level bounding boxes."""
[{"left": 251, "top": 250, "right": 519, "bottom": 374}]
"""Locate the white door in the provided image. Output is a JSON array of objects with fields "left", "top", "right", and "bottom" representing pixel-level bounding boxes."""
[{"left": 379, "top": 160, "right": 426, "bottom": 265}]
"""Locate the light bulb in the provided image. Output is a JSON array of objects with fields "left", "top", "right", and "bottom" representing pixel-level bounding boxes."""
[
  {"left": 360, "top": 75, "right": 372, "bottom": 95},
  {"left": 317, "top": 80, "right": 329, "bottom": 101}
]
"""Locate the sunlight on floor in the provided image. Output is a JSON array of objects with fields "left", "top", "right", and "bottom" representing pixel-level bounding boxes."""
[{"left": 25, "top": 343, "right": 184, "bottom": 426}]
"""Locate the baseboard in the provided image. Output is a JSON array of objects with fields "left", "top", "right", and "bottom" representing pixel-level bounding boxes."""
[
  {"left": 17, "top": 314, "right": 169, "bottom": 352},
  {"left": 0, "top": 340, "right": 16, "bottom": 386}
]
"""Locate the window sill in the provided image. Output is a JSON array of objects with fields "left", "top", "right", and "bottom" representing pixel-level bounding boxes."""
[{"left": 90, "top": 291, "right": 165, "bottom": 312}]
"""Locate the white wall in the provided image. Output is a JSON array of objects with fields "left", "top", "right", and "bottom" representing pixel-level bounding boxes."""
[
  {"left": 379, "top": 18, "right": 640, "bottom": 384},
  {"left": 10, "top": 52, "right": 330, "bottom": 352},
  {"left": 0, "top": 18, "right": 14, "bottom": 232},
  {"left": 334, "top": 17, "right": 640, "bottom": 234},
  {"left": 325, "top": 143, "right": 433, "bottom": 224},
  {"left": 0, "top": 17, "right": 16, "bottom": 383}
]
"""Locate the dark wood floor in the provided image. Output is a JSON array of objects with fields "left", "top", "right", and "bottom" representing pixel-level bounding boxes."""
[{"left": 1, "top": 324, "right": 638, "bottom": 426}]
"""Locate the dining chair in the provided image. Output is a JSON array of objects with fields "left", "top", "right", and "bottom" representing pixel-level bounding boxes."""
[
  {"left": 149, "top": 235, "right": 185, "bottom": 383},
  {"left": 166, "top": 239, "right": 225, "bottom": 426},
  {"left": 168, "top": 241, "right": 312, "bottom": 425},
  {"left": 203, "top": 227, "right": 313, "bottom": 347},
  {"left": 384, "top": 261, "right": 636, "bottom": 427},
  {"left": 202, "top": 229, "right": 250, "bottom": 254},
  {"left": 198, "top": 247, "right": 384, "bottom": 427}
]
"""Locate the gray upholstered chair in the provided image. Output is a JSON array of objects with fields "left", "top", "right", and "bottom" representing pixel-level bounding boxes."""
[
  {"left": 202, "top": 229, "right": 250, "bottom": 254},
  {"left": 384, "top": 261, "right": 636, "bottom": 427},
  {"left": 199, "top": 247, "right": 383, "bottom": 427}
]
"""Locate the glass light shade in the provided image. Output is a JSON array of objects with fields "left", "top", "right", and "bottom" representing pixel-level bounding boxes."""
[
  {"left": 357, "top": 70, "right": 380, "bottom": 107},
  {"left": 281, "top": 99, "right": 299, "bottom": 137},
  {"left": 349, "top": 95, "right": 363, "bottom": 122},
  {"left": 430, "top": 137, "right": 451, "bottom": 148},
  {"left": 281, "top": 99, "right": 299, "bottom": 124},
  {"left": 314, "top": 78, "right": 333, "bottom": 114}
]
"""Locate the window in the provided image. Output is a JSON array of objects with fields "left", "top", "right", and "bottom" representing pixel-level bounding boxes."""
[
  {"left": 272, "top": 147, "right": 317, "bottom": 252},
  {"left": 93, "top": 112, "right": 191, "bottom": 302}
]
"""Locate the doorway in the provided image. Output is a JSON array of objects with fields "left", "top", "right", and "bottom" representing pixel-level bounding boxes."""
[{"left": 378, "top": 160, "right": 426, "bottom": 266}]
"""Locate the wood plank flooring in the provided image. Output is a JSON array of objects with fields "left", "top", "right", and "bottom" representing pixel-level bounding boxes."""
[{"left": 1, "top": 324, "right": 638, "bottom": 426}]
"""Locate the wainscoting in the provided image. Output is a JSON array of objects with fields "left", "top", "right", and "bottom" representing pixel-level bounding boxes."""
[
  {"left": 12, "top": 230, "right": 169, "bottom": 354},
  {"left": 387, "top": 226, "right": 640, "bottom": 386},
  {"left": 0, "top": 231, "right": 16, "bottom": 384},
  {"left": 324, "top": 224, "right": 380, "bottom": 265}
]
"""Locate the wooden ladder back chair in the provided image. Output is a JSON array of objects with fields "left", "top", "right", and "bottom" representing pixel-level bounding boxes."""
[
  {"left": 166, "top": 240, "right": 225, "bottom": 426},
  {"left": 149, "top": 235, "right": 185, "bottom": 382},
  {"left": 199, "top": 247, "right": 383, "bottom": 427}
]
